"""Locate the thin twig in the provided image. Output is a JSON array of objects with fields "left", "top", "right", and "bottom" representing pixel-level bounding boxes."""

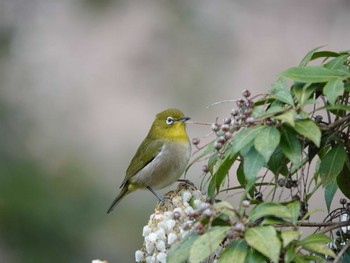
[
  {"left": 207, "top": 99, "right": 238, "bottom": 108},
  {"left": 333, "top": 240, "right": 350, "bottom": 263},
  {"left": 320, "top": 220, "right": 350, "bottom": 234},
  {"left": 188, "top": 121, "right": 212, "bottom": 126}
]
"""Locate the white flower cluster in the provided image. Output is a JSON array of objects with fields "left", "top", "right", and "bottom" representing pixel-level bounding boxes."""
[{"left": 135, "top": 184, "right": 207, "bottom": 263}]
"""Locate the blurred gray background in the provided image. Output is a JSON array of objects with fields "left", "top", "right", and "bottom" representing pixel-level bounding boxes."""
[{"left": 1, "top": 0, "right": 350, "bottom": 262}]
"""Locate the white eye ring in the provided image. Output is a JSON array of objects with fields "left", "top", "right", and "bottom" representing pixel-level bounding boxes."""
[{"left": 166, "top": 117, "right": 175, "bottom": 125}]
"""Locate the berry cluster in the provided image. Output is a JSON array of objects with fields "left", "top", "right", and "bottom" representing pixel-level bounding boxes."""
[
  {"left": 211, "top": 90, "right": 255, "bottom": 152},
  {"left": 135, "top": 184, "right": 207, "bottom": 263}
]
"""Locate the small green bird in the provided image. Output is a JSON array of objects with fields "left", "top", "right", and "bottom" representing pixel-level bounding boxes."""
[{"left": 107, "top": 108, "right": 191, "bottom": 213}]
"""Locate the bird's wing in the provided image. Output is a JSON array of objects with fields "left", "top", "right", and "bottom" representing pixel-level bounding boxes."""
[{"left": 121, "top": 138, "right": 163, "bottom": 186}]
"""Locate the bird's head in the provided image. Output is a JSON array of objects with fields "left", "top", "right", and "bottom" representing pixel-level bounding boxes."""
[{"left": 149, "top": 108, "right": 190, "bottom": 141}]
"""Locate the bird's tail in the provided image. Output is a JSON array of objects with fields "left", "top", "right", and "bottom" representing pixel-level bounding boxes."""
[{"left": 107, "top": 183, "right": 132, "bottom": 213}]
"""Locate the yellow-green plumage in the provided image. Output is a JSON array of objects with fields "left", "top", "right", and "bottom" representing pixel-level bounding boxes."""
[{"left": 107, "top": 108, "right": 191, "bottom": 213}]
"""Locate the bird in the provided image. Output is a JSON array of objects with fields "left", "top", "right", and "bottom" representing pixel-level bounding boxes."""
[{"left": 107, "top": 108, "right": 191, "bottom": 213}]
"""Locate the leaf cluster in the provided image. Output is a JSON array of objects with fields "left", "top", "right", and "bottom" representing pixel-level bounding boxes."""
[{"left": 171, "top": 48, "right": 350, "bottom": 262}]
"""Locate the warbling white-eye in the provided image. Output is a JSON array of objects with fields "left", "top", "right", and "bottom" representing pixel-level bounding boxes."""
[{"left": 107, "top": 108, "right": 191, "bottom": 213}]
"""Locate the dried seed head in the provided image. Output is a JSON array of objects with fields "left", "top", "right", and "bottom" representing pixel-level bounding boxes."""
[
  {"left": 242, "top": 200, "right": 250, "bottom": 208},
  {"left": 242, "top": 89, "right": 251, "bottom": 98},
  {"left": 189, "top": 210, "right": 200, "bottom": 220},
  {"left": 173, "top": 211, "right": 181, "bottom": 220},
  {"left": 217, "top": 136, "right": 226, "bottom": 144},
  {"left": 199, "top": 202, "right": 211, "bottom": 211},
  {"left": 277, "top": 178, "right": 285, "bottom": 187},
  {"left": 244, "top": 108, "right": 253, "bottom": 116},
  {"left": 340, "top": 198, "right": 348, "bottom": 205},
  {"left": 314, "top": 115, "right": 323, "bottom": 123},
  {"left": 235, "top": 221, "right": 245, "bottom": 232},
  {"left": 236, "top": 99, "right": 245, "bottom": 108},
  {"left": 224, "top": 132, "right": 232, "bottom": 140},
  {"left": 203, "top": 208, "right": 212, "bottom": 217},
  {"left": 211, "top": 123, "right": 220, "bottom": 132},
  {"left": 254, "top": 192, "right": 263, "bottom": 201},
  {"left": 245, "top": 116, "right": 255, "bottom": 124},
  {"left": 221, "top": 124, "right": 231, "bottom": 132},
  {"left": 194, "top": 221, "right": 204, "bottom": 234},
  {"left": 223, "top": 118, "right": 232, "bottom": 125},
  {"left": 192, "top": 137, "right": 200, "bottom": 145},
  {"left": 231, "top": 109, "right": 239, "bottom": 117},
  {"left": 202, "top": 165, "right": 209, "bottom": 173},
  {"left": 214, "top": 141, "right": 223, "bottom": 150}
]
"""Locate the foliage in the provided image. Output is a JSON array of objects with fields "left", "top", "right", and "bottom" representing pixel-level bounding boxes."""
[{"left": 168, "top": 48, "right": 350, "bottom": 263}]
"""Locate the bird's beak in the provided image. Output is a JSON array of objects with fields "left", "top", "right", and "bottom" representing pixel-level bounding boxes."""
[{"left": 178, "top": 117, "right": 191, "bottom": 123}]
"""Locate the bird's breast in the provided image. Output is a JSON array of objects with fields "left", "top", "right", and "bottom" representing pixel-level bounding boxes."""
[{"left": 133, "top": 140, "right": 191, "bottom": 189}]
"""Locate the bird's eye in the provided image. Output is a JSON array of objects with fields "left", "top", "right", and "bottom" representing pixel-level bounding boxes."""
[{"left": 166, "top": 117, "right": 174, "bottom": 125}]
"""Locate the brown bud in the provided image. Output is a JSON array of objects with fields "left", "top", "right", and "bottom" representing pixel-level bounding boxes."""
[
  {"left": 242, "top": 89, "right": 251, "bottom": 98},
  {"left": 173, "top": 211, "right": 181, "bottom": 220},
  {"left": 231, "top": 109, "right": 239, "bottom": 117},
  {"left": 340, "top": 198, "right": 348, "bottom": 205},
  {"left": 192, "top": 137, "right": 200, "bottom": 145},
  {"left": 211, "top": 123, "right": 220, "bottom": 132},
  {"left": 224, "top": 118, "right": 232, "bottom": 125},
  {"left": 217, "top": 136, "right": 226, "bottom": 144},
  {"left": 221, "top": 124, "right": 230, "bottom": 132},
  {"left": 202, "top": 165, "right": 209, "bottom": 173},
  {"left": 214, "top": 141, "right": 223, "bottom": 150},
  {"left": 242, "top": 200, "right": 250, "bottom": 208},
  {"left": 224, "top": 132, "right": 232, "bottom": 140}
]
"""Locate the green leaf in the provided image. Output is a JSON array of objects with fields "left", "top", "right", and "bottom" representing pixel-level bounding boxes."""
[
  {"left": 281, "top": 230, "right": 300, "bottom": 247},
  {"left": 243, "top": 148, "right": 265, "bottom": 191},
  {"left": 167, "top": 232, "right": 199, "bottom": 263},
  {"left": 189, "top": 226, "right": 231, "bottom": 263},
  {"left": 245, "top": 247, "right": 268, "bottom": 263},
  {"left": 324, "top": 55, "right": 349, "bottom": 70},
  {"left": 230, "top": 126, "right": 265, "bottom": 157},
  {"left": 281, "top": 66, "right": 350, "bottom": 83},
  {"left": 345, "top": 82, "right": 350, "bottom": 92},
  {"left": 245, "top": 226, "right": 281, "bottom": 263},
  {"left": 319, "top": 145, "right": 346, "bottom": 186},
  {"left": 300, "top": 233, "right": 330, "bottom": 245},
  {"left": 248, "top": 202, "right": 291, "bottom": 222},
  {"left": 326, "top": 104, "right": 350, "bottom": 111},
  {"left": 325, "top": 179, "right": 337, "bottom": 212},
  {"left": 208, "top": 176, "right": 216, "bottom": 197},
  {"left": 292, "top": 83, "right": 315, "bottom": 106},
  {"left": 267, "top": 148, "right": 288, "bottom": 176},
  {"left": 274, "top": 110, "right": 297, "bottom": 127},
  {"left": 337, "top": 161, "right": 350, "bottom": 199},
  {"left": 212, "top": 201, "right": 236, "bottom": 221},
  {"left": 286, "top": 201, "right": 301, "bottom": 225},
  {"left": 284, "top": 246, "right": 297, "bottom": 263},
  {"left": 293, "top": 119, "right": 321, "bottom": 147},
  {"left": 212, "top": 153, "right": 238, "bottom": 193},
  {"left": 260, "top": 217, "right": 288, "bottom": 226},
  {"left": 271, "top": 79, "right": 295, "bottom": 106},
  {"left": 299, "top": 46, "right": 325, "bottom": 67},
  {"left": 299, "top": 233, "right": 336, "bottom": 258},
  {"left": 280, "top": 126, "right": 302, "bottom": 167},
  {"left": 218, "top": 240, "right": 247, "bottom": 263},
  {"left": 312, "top": 50, "right": 341, "bottom": 60},
  {"left": 254, "top": 126, "right": 281, "bottom": 163},
  {"left": 323, "top": 79, "right": 344, "bottom": 105}
]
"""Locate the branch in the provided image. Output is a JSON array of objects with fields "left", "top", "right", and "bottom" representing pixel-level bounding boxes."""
[
  {"left": 275, "top": 220, "right": 350, "bottom": 230},
  {"left": 333, "top": 240, "right": 350, "bottom": 263},
  {"left": 321, "top": 113, "right": 350, "bottom": 130}
]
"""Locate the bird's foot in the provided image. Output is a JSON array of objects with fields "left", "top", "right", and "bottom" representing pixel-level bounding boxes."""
[{"left": 147, "top": 186, "right": 167, "bottom": 203}]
